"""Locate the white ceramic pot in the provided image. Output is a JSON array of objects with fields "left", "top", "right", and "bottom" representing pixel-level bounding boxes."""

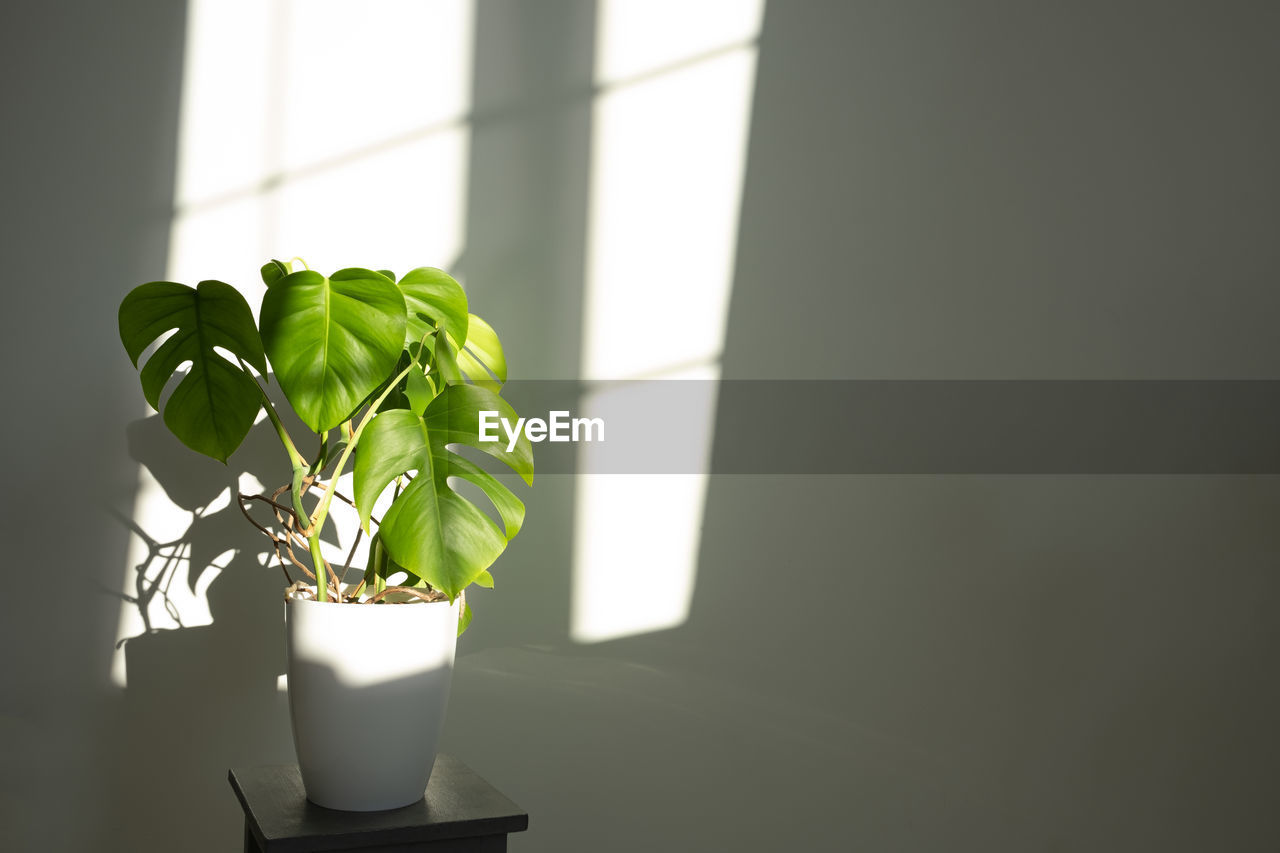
[{"left": 285, "top": 595, "right": 460, "bottom": 811}]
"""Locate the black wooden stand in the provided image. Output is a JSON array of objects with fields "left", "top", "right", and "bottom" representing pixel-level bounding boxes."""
[{"left": 229, "top": 755, "right": 529, "bottom": 852}]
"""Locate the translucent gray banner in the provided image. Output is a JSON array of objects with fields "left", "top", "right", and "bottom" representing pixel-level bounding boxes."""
[{"left": 490, "top": 380, "right": 1280, "bottom": 474}]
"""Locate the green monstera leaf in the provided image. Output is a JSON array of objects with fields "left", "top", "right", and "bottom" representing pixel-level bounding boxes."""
[
  {"left": 353, "top": 384, "right": 533, "bottom": 599},
  {"left": 392, "top": 264, "right": 506, "bottom": 393},
  {"left": 453, "top": 313, "right": 506, "bottom": 387},
  {"left": 397, "top": 267, "right": 469, "bottom": 347},
  {"left": 259, "top": 268, "right": 407, "bottom": 432},
  {"left": 259, "top": 259, "right": 291, "bottom": 287},
  {"left": 118, "top": 280, "right": 267, "bottom": 462}
]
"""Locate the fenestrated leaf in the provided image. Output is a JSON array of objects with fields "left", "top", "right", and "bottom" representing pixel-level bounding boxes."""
[
  {"left": 440, "top": 454, "right": 524, "bottom": 540},
  {"left": 353, "top": 409, "right": 430, "bottom": 533},
  {"left": 398, "top": 267, "right": 469, "bottom": 347},
  {"left": 424, "top": 384, "right": 533, "bottom": 485},
  {"left": 259, "top": 268, "right": 406, "bottom": 432},
  {"left": 381, "top": 470, "right": 505, "bottom": 599},
  {"left": 118, "top": 280, "right": 266, "bottom": 462},
  {"left": 353, "top": 385, "right": 533, "bottom": 599},
  {"left": 354, "top": 409, "right": 500, "bottom": 598}
]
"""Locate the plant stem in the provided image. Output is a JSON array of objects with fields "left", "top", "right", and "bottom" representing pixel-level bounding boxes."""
[
  {"left": 310, "top": 431, "right": 329, "bottom": 475},
  {"left": 303, "top": 362, "right": 415, "bottom": 601},
  {"left": 289, "top": 465, "right": 329, "bottom": 602},
  {"left": 247, "top": 371, "right": 306, "bottom": 469},
  {"left": 308, "top": 535, "right": 329, "bottom": 602},
  {"left": 368, "top": 476, "right": 405, "bottom": 597},
  {"left": 243, "top": 365, "right": 329, "bottom": 598}
]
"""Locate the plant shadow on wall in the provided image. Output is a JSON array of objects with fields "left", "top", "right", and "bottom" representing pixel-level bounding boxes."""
[
  {"left": 117, "top": 412, "right": 305, "bottom": 637},
  {"left": 107, "top": 409, "right": 299, "bottom": 852}
]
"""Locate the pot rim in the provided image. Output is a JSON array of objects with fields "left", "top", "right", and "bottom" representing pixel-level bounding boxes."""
[{"left": 285, "top": 590, "right": 458, "bottom": 610}]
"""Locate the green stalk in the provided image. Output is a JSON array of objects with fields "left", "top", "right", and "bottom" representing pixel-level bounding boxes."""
[
  {"left": 249, "top": 372, "right": 306, "bottom": 469},
  {"left": 290, "top": 465, "right": 329, "bottom": 602},
  {"left": 308, "top": 534, "right": 329, "bottom": 602},
  {"left": 309, "top": 431, "right": 329, "bottom": 475},
  {"left": 248, "top": 371, "right": 328, "bottom": 599},
  {"left": 303, "top": 362, "right": 415, "bottom": 602},
  {"left": 370, "top": 475, "right": 405, "bottom": 597}
]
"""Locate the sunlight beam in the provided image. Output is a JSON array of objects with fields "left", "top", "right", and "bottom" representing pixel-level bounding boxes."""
[{"left": 572, "top": 1, "right": 763, "bottom": 643}]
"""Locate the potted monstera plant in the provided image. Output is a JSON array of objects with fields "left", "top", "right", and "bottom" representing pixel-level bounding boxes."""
[{"left": 118, "top": 260, "right": 533, "bottom": 811}]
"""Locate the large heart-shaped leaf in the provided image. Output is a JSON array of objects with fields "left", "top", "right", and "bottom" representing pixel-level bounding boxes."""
[
  {"left": 398, "top": 267, "right": 469, "bottom": 347},
  {"left": 353, "top": 385, "right": 532, "bottom": 598},
  {"left": 118, "top": 280, "right": 266, "bottom": 462},
  {"left": 259, "top": 268, "right": 406, "bottom": 432}
]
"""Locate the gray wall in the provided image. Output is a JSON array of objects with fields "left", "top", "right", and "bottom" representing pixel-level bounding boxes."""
[
  {"left": 2, "top": 1, "right": 1278, "bottom": 851},
  {"left": 0, "top": 2, "right": 189, "bottom": 851}
]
